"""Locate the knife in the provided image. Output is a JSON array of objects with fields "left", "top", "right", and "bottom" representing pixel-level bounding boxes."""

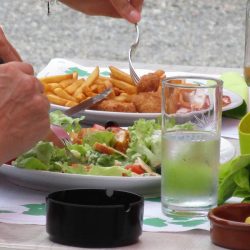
[{"left": 63, "top": 87, "right": 112, "bottom": 116}]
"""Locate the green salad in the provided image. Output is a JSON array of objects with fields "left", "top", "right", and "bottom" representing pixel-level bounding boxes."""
[{"left": 13, "top": 111, "right": 162, "bottom": 177}]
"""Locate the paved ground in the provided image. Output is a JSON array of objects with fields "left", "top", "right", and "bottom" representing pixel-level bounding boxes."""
[{"left": 0, "top": 0, "right": 247, "bottom": 72}]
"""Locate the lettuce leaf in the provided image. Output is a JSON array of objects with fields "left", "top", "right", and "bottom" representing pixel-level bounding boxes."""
[
  {"left": 50, "top": 110, "right": 84, "bottom": 132},
  {"left": 127, "top": 119, "right": 161, "bottom": 169},
  {"left": 83, "top": 131, "right": 115, "bottom": 147},
  {"left": 218, "top": 154, "right": 250, "bottom": 205}
]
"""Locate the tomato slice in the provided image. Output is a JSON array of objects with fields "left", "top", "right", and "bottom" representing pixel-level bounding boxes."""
[
  {"left": 125, "top": 164, "right": 145, "bottom": 175},
  {"left": 222, "top": 95, "right": 231, "bottom": 107},
  {"left": 92, "top": 124, "right": 106, "bottom": 131}
]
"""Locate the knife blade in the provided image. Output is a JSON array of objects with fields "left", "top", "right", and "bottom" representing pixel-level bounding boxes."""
[{"left": 63, "top": 87, "right": 112, "bottom": 116}]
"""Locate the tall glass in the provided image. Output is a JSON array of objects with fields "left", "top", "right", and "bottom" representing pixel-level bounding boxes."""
[{"left": 161, "top": 76, "right": 223, "bottom": 217}]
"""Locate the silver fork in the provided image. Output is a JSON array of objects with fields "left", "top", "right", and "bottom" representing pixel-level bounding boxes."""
[
  {"left": 50, "top": 124, "right": 82, "bottom": 163},
  {"left": 60, "top": 137, "right": 82, "bottom": 164},
  {"left": 128, "top": 23, "right": 140, "bottom": 84}
]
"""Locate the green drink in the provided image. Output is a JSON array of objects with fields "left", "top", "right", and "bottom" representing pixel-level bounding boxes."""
[{"left": 161, "top": 131, "right": 219, "bottom": 216}]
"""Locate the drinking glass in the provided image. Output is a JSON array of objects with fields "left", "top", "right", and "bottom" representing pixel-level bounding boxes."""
[{"left": 161, "top": 76, "right": 223, "bottom": 217}]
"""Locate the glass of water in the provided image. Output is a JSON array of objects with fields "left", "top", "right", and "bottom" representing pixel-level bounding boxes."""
[{"left": 161, "top": 76, "right": 223, "bottom": 217}]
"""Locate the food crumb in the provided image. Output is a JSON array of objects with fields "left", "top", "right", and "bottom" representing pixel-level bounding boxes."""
[{"left": 244, "top": 216, "right": 250, "bottom": 224}]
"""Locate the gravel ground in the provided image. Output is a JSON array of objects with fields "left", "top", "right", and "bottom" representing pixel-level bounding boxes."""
[{"left": 0, "top": 0, "right": 247, "bottom": 72}]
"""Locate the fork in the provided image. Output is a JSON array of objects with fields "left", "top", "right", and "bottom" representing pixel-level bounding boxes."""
[
  {"left": 60, "top": 137, "right": 83, "bottom": 164},
  {"left": 128, "top": 23, "right": 140, "bottom": 84},
  {"left": 50, "top": 125, "right": 82, "bottom": 164}
]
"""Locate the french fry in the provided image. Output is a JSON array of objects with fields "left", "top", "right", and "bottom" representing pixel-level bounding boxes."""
[
  {"left": 47, "top": 83, "right": 61, "bottom": 92},
  {"left": 113, "top": 93, "right": 133, "bottom": 102},
  {"left": 85, "top": 91, "right": 96, "bottom": 97},
  {"left": 103, "top": 79, "right": 112, "bottom": 88},
  {"left": 96, "top": 85, "right": 106, "bottom": 93},
  {"left": 65, "top": 100, "right": 79, "bottom": 107},
  {"left": 90, "top": 84, "right": 98, "bottom": 91},
  {"left": 110, "top": 78, "right": 137, "bottom": 94},
  {"left": 39, "top": 73, "right": 73, "bottom": 84},
  {"left": 53, "top": 88, "right": 77, "bottom": 102},
  {"left": 113, "top": 87, "right": 125, "bottom": 96},
  {"left": 98, "top": 76, "right": 109, "bottom": 81},
  {"left": 109, "top": 66, "right": 135, "bottom": 85},
  {"left": 93, "top": 78, "right": 106, "bottom": 85},
  {"left": 113, "top": 95, "right": 128, "bottom": 102},
  {"left": 84, "top": 66, "right": 99, "bottom": 87},
  {"left": 73, "top": 92, "right": 86, "bottom": 102},
  {"left": 47, "top": 94, "right": 68, "bottom": 106},
  {"left": 59, "top": 79, "right": 75, "bottom": 89},
  {"left": 73, "top": 71, "right": 78, "bottom": 80},
  {"left": 65, "top": 79, "right": 84, "bottom": 95}
]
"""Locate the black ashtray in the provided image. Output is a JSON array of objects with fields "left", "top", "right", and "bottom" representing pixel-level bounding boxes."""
[{"left": 46, "top": 189, "right": 144, "bottom": 248}]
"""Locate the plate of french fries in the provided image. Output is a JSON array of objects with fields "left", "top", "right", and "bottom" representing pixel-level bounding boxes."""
[{"left": 38, "top": 58, "right": 243, "bottom": 126}]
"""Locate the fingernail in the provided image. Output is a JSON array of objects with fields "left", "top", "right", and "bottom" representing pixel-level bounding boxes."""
[{"left": 129, "top": 10, "right": 141, "bottom": 23}]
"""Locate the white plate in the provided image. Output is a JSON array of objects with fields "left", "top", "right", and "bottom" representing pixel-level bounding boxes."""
[
  {"left": 0, "top": 166, "right": 161, "bottom": 197},
  {"left": 50, "top": 88, "right": 242, "bottom": 126},
  {"left": 0, "top": 138, "right": 234, "bottom": 197},
  {"left": 39, "top": 59, "right": 243, "bottom": 126}
]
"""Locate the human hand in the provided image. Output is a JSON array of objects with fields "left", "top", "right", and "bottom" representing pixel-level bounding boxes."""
[
  {"left": 59, "top": 0, "right": 144, "bottom": 23},
  {"left": 109, "top": 0, "right": 143, "bottom": 23},
  {"left": 0, "top": 62, "right": 50, "bottom": 164},
  {"left": 0, "top": 26, "right": 22, "bottom": 62}
]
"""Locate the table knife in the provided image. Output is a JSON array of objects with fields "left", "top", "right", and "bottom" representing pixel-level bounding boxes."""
[{"left": 63, "top": 87, "right": 112, "bottom": 116}]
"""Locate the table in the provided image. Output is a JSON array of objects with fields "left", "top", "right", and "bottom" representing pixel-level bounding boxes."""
[{"left": 0, "top": 60, "right": 243, "bottom": 249}]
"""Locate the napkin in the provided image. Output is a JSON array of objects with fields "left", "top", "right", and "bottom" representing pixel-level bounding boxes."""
[{"left": 220, "top": 72, "right": 248, "bottom": 119}]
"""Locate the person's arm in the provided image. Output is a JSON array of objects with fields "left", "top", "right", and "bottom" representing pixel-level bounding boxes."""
[
  {"left": 0, "top": 62, "right": 50, "bottom": 164},
  {"left": 59, "top": 0, "right": 143, "bottom": 23},
  {"left": 0, "top": 27, "right": 22, "bottom": 62}
]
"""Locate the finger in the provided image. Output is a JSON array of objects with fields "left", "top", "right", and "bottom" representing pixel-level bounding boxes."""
[
  {"left": 26, "top": 75, "right": 45, "bottom": 94},
  {"left": 60, "top": 0, "right": 120, "bottom": 18},
  {"left": 131, "top": 0, "right": 144, "bottom": 12},
  {"left": 0, "top": 26, "right": 22, "bottom": 62},
  {"left": 36, "top": 78, "right": 45, "bottom": 93},
  {"left": 109, "top": 0, "right": 141, "bottom": 23},
  {"left": 5, "top": 61, "right": 34, "bottom": 75}
]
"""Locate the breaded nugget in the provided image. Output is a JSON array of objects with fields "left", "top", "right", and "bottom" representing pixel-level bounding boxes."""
[
  {"left": 137, "top": 71, "right": 163, "bottom": 93},
  {"left": 133, "top": 92, "right": 161, "bottom": 113},
  {"left": 93, "top": 100, "right": 137, "bottom": 113}
]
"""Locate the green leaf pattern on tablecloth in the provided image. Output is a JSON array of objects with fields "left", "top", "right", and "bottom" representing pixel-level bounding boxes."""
[
  {"left": 145, "top": 197, "right": 161, "bottom": 203},
  {"left": 0, "top": 210, "right": 14, "bottom": 213},
  {"left": 100, "top": 70, "right": 110, "bottom": 76},
  {"left": 65, "top": 67, "right": 90, "bottom": 77},
  {"left": 144, "top": 218, "right": 167, "bottom": 227},
  {"left": 65, "top": 67, "right": 110, "bottom": 77},
  {"left": 22, "top": 203, "right": 45, "bottom": 216},
  {"left": 143, "top": 198, "right": 209, "bottom": 231}
]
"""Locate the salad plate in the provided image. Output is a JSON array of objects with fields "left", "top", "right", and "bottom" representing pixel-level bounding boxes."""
[
  {"left": 0, "top": 138, "right": 235, "bottom": 197},
  {"left": 39, "top": 58, "right": 243, "bottom": 126}
]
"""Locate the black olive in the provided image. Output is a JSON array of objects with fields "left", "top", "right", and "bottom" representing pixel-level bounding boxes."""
[
  {"left": 105, "top": 121, "right": 120, "bottom": 128},
  {"left": 155, "top": 165, "right": 161, "bottom": 175}
]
